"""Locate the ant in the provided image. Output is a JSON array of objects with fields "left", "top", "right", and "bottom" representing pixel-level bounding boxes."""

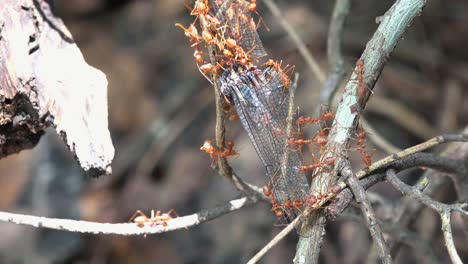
[
  {"left": 129, "top": 209, "right": 178, "bottom": 228},
  {"left": 354, "top": 59, "right": 373, "bottom": 98},
  {"left": 296, "top": 116, "right": 320, "bottom": 126},
  {"left": 313, "top": 128, "right": 329, "bottom": 147},
  {"left": 190, "top": 0, "right": 209, "bottom": 16},
  {"left": 300, "top": 156, "right": 335, "bottom": 172},
  {"left": 300, "top": 163, "right": 323, "bottom": 172},
  {"left": 175, "top": 23, "right": 202, "bottom": 47},
  {"left": 264, "top": 59, "right": 294, "bottom": 88},
  {"left": 287, "top": 137, "right": 313, "bottom": 150},
  {"left": 356, "top": 130, "right": 374, "bottom": 167},
  {"left": 247, "top": 0, "right": 257, "bottom": 11},
  {"left": 200, "top": 140, "right": 238, "bottom": 159},
  {"left": 296, "top": 111, "right": 334, "bottom": 127},
  {"left": 263, "top": 184, "right": 284, "bottom": 218}
]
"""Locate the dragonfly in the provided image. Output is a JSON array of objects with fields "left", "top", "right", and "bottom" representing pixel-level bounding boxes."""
[{"left": 218, "top": 66, "right": 309, "bottom": 219}]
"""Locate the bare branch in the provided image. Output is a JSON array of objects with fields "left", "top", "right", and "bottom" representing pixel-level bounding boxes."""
[
  {"left": 440, "top": 211, "right": 463, "bottom": 264},
  {"left": 249, "top": 144, "right": 465, "bottom": 261},
  {"left": 329, "top": 152, "right": 467, "bottom": 218},
  {"left": 320, "top": 0, "right": 351, "bottom": 107},
  {"left": 0, "top": 196, "right": 257, "bottom": 235},
  {"left": 246, "top": 215, "right": 303, "bottom": 264},
  {"left": 386, "top": 169, "right": 467, "bottom": 264},
  {"left": 340, "top": 213, "right": 441, "bottom": 263},
  {"left": 354, "top": 134, "right": 468, "bottom": 179},
  {"left": 342, "top": 165, "right": 392, "bottom": 264}
]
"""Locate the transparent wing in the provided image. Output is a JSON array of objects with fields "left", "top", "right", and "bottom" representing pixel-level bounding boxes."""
[
  {"left": 210, "top": 0, "right": 267, "bottom": 59},
  {"left": 219, "top": 69, "right": 308, "bottom": 219}
]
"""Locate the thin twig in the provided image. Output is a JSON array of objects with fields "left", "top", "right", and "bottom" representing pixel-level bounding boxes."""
[
  {"left": 262, "top": 0, "right": 326, "bottom": 82},
  {"left": 246, "top": 215, "right": 302, "bottom": 264},
  {"left": 386, "top": 169, "right": 467, "bottom": 264},
  {"left": 0, "top": 196, "right": 257, "bottom": 235},
  {"left": 340, "top": 212, "right": 440, "bottom": 264},
  {"left": 342, "top": 165, "right": 392, "bottom": 264},
  {"left": 440, "top": 211, "right": 462, "bottom": 264},
  {"left": 320, "top": 0, "right": 350, "bottom": 107},
  {"left": 354, "top": 134, "right": 468, "bottom": 179},
  {"left": 281, "top": 74, "right": 300, "bottom": 181},
  {"left": 328, "top": 152, "right": 467, "bottom": 219}
]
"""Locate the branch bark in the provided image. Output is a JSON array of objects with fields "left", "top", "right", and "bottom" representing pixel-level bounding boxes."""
[
  {"left": 296, "top": 1, "right": 427, "bottom": 262},
  {"left": 0, "top": 0, "right": 114, "bottom": 176},
  {"left": 0, "top": 196, "right": 257, "bottom": 235},
  {"left": 342, "top": 165, "right": 392, "bottom": 264}
]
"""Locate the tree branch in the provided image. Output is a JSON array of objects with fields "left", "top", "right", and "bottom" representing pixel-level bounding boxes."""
[
  {"left": 342, "top": 165, "right": 392, "bottom": 264},
  {"left": 249, "top": 133, "right": 467, "bottom": 263},
  {"left": 320, "top": 0, "right": 350, "bottom": 107},
  {"left": 386, "top": 169, "right": 467, "bottom": 264},
  {"left": 0, "top": 196, "right": 257, "bottom": 235},
  {"left": 299, "top": 0, "right": 436, "bottom": 258}
]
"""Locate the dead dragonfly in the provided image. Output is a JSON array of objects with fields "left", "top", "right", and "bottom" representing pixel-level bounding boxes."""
[{"left": 218, "top": 66, "right": 309, "bottom": 219}]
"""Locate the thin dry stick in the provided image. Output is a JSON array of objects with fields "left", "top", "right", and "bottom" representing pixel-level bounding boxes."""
[
  {"left": 342, "top": 165, "right": 392, "bottom": 264},
  {"left": 390, "top": 127, "right": 468, "bottom": 256},
  {"left": 281, "top": 74, "right": 300, "bottom": 179},
  {"left": 354, "top": 134, "right": 468, "bottom": 179},
  {"left": 386, "top": 169, "right": 467, "bottom": 264},
  {"left": 262, "top": 0, "right": 326, "bottom": 83},
  {"left": 247, "top": 214, "right": 303, "bottom": 264},
  {"left": 0, "top": 196, "right": 256, "bottom": 235},
  {"left": 440, "top": 212, "right": 462, "bottom": 264},
  {"left": 340, "top": 212, "right": 440, "bottom": 264},
  {"left": 320, "top": 0, "right": 350, "bottom": 107}
]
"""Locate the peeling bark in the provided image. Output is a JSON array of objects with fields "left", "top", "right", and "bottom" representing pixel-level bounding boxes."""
[{"left": 0, "top": 0, "right": 114, "bottom": 177}]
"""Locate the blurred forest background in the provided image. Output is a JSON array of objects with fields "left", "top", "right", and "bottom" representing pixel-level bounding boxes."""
[{"left": 0, "top": 0, "right": 467, "bottom": 263}]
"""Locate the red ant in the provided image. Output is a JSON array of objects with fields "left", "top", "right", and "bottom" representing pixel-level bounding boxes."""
[
  {"left": 190, "top": 0, "right": 209, "bottom": 16},
  {"left": 287, "top": 137, "right": 313, "bottom": 150},
  {"left": 300, "top": 163, "right": 323, "bottom": 172},
  {"left": 200, "top": 140, "right": 237, "bottom": 159},
  {"left": 296, "top": 116, "right": 320, "bottom": 126},
  {"left": 264, "top": 59, "right": 294, "bottom": 88},
  {"left": 263, "top": 184, "right": 284, "bottom": 218},
  {"left": 354, "top": 59, "right": 373, "bottom": 98},
  {"left": 300, "top": 156, "right": 335, "bottom": 172},
  {"left": 247, "top": 0, "right": 257, "bottom": 11},
  {"left": 356, "top": 130, "right": 373, "bottom": 167},
  {"left": 296, "top": 111, "right": 335, "bottom": 127},
  {"left": 129, "top": 209, "right": 178, "bottom": 228},
  {"left": 321, "top": 111, "right": 335, "bottom": 122},
  {"left": 313, "top": 129, "right": 329, "bottom": 147},
  {"left": 175, "top": 23, "right": 202, "bottom": 47},
  {"left": 198, "top": 63, "right": 217, "bottom": 74}
]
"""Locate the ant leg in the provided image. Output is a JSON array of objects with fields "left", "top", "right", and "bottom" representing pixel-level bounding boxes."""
[{"left": 128, "top": 210, "right": 147, "bottom": 222}]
